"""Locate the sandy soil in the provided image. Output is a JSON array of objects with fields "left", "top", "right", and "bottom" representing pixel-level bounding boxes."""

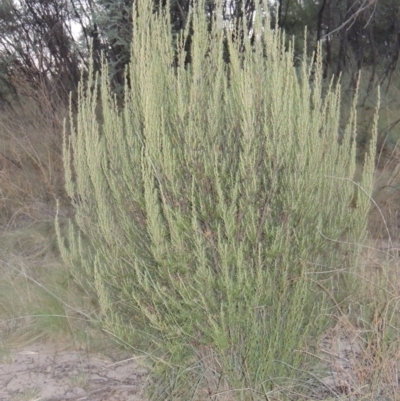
[
  {"left": 0, "top": 342, "right": 149, "bottom": 401},
  {"left": 1, "top": 328, "right": 399, "bottom": 401}
]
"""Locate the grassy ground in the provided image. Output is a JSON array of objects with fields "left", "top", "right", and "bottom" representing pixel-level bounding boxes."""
[
  {"left": 0, "top": 95, "right": 109, "bottom": 356},
  {"left": 1, "top": 69, "right": 400, "bottom": 400}
]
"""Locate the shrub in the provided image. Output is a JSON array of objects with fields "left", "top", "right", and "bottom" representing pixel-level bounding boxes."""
[{"left": 57, "top": 0, "right": 378, "bottom": 399}]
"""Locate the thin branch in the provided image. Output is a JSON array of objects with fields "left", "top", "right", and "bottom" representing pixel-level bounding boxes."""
[{"left": 322, "top": 0, "right": 378, "bottom": 40}]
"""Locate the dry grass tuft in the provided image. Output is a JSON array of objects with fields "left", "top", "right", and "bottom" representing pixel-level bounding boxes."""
[
  {"left": 0, "top": 82, "right": 96, "bottom": 353},
  {"left": 0, "top": 83, "right": 70, "bottom": 228}
]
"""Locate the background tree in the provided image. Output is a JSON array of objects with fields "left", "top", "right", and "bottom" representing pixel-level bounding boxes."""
[
  {"left": 0, "top": 0, "right": 261, "bottom": 104},
  {"left": 0, "top": 0, "right": 398, "bottom": 108},
  {"left": 0, "top": 0, "right": 84, "bottom": 109},
  {"left": 270, "top": 0, "right": 399, "bottom": 92}
]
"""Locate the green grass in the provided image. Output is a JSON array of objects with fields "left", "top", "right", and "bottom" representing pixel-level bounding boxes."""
[
  {"left": 0, "top": 223, "right": 83, "bottom": 343},
  {"left": 10, "top": 388, "right": 40, "bottom": 401},
  {"left": 56, "top": 1, "right": 387, "bottom": 399},
  {"left": 0, "top": 214, "right": 140, "bottom": 365}
]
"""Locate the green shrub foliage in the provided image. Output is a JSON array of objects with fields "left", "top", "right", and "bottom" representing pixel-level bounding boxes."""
[{"left": 57, "top": 0, "right": 378, "bottom": 398}]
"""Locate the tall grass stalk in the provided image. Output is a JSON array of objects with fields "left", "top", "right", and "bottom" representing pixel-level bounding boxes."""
[{"left": 57, "top": 0, "right": 378, "bottom": 399}]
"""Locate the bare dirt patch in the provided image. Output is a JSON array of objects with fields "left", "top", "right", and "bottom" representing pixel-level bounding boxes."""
[{"left": 0, "top": 342, "right": 148, "bottom": 401}]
